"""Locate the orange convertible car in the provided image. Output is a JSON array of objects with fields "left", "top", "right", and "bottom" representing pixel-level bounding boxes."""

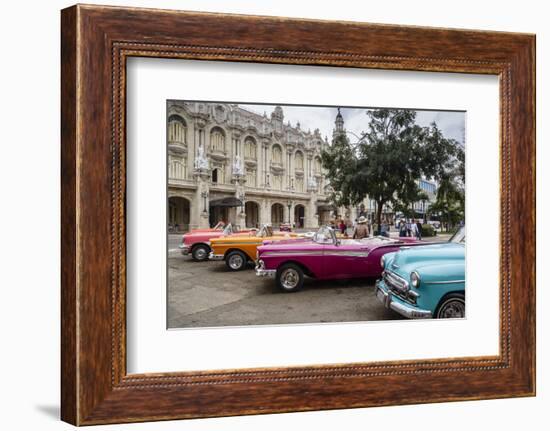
[{"left": 209, "top": 225, "right": 307, "bottom": 271}]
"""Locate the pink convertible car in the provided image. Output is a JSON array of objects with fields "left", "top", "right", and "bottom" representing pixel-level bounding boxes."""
[{"left": 255, "top": 226, "right": 427, "bottom": 292}]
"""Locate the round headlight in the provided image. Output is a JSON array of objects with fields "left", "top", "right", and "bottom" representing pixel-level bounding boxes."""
[
  {"left": 410, "top": 271, "right": 421, "bottom": 288},
  {"left": 380, "top": 256, "right": 385, "bottom": 269}
]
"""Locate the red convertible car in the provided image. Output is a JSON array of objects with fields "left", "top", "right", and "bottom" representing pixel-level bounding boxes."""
[{"left": 256, "top": 226, "right": 428, "bottom": 292}]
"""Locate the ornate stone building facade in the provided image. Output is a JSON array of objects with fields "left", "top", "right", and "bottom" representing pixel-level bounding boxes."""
[{"left": 167, "top": 101, "right": 336, "bottom": 231}]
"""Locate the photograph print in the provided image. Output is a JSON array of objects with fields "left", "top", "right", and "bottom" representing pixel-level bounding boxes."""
[{"left": 167, "top": 101, "right": 466, "bottom": 329}]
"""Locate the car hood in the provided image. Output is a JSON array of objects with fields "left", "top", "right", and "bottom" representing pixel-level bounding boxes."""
[{"left": 389, "top": 243, "right": 464, "bottom": 271}]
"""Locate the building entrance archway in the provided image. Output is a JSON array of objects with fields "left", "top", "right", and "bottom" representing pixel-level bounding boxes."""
[
  {"left": 294, "top": 204, "right": 305, "bottom": 228},
  {"left": 245, "top": 201, "right": 259, "bottom": 228},
  {"left": 168, "top": 196, "right": 190, "bottom": 232},
  {"left": 271, "top": 203, "right": 284, "bottom": 225}
]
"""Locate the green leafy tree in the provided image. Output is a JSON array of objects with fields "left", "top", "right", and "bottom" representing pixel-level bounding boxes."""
[
  {"left": 429, "top": 155, "right": 465, "bottom": 230},
  {"left": 322, "top": 109, "right": 463, "bottom": 228}
]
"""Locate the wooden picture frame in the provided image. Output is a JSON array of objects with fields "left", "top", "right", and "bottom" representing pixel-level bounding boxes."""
[{"left": 61, "top": 4, "right": 535, "bottom": 425}]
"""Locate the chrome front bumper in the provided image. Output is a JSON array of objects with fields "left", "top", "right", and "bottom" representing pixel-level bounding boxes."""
[
  {"left": 179, "top": 244, "right": 190, "bottom": 255},
  {"left": 208, "top": 252, "right": 224, "bottom": 261},
  {"left": 376, "top": 280, "right": 432, "bottom": 319},
  {"left": 255, "top": 260, "right": 276, "bottom": 278}
]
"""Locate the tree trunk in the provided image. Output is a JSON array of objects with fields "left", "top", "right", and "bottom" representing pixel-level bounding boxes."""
[{"left": 376, "top": 200, "right": 384, "bottom": 234}]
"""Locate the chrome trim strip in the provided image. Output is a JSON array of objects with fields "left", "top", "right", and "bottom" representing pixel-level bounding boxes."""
[
  {"left": 383, "top": 270, "right": 409, "bottom": 292},
  {"left": 389, "top": 298, "right": 432, "bottom": 319},
  {"left": 425, "top": 279, "right": 465, "bottom": 285},
  {"left": 324, "top": 251, "right": 370, "bottom": 257},
  {"left": 211, "top": 242, "right": 261, "bottom": 246},
  {"left": 255, "top": 267, "right": 276, "bottom": 278},
  {"left": 376, "top": 287, "right": 432, "bottom": 319},
  {"left": 261, "top": 251, "right": 324, "bottom": 257},
  {"left": 208, "top": 252, "right": 224, "bottom": 261},
  {"left": 260, "top": 250, "right": 369, "bottom": 258}
]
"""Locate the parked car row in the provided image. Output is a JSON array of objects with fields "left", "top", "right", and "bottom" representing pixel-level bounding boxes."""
[
  {"left": 178, "top": 223, "right": 466, "bottom": 319},
  {"left": 178, "top": 222, "right": 256, "bottom": 261}
]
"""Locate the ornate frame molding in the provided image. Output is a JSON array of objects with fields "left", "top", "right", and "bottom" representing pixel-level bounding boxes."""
[{"left": 61, "top": 5, "right": 535, "bottom": 425}]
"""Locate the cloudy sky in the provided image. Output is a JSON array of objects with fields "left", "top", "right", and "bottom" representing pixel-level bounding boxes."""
[{"left": 240, "top": 103, "right": 465, "bottom": 147}]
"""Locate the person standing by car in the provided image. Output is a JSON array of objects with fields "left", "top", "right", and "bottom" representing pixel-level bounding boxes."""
[
  {"left": 352, "top": 216, "right": 369, "bottom": 239},
  {"left": 410, "top": 220, "right": 419, "bottom": 239},
  {"left": 399, "top": 219, "right": 407, "bottom": 237},
  {"left": 339, "top": 219, "right": 347, "bottom": 235},
  {"left": 379, "top": 221, "right": 389, "bottom": 237},
  {"left": 416, "top": 220, "right": 423, "bottom": 240}
]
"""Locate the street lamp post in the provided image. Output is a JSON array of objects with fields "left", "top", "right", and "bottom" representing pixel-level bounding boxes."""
[
  {"left": 201, "top": 191, "right": 208, "bottom": 213},
  {"left": 239, "top": 192, "right": 245, "bottom": 214}
]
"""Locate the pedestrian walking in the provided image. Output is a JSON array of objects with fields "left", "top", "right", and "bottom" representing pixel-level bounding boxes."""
[
  {"left": 352, "top": 216, "right": 369, "bottom": 239},
  {"left": 399, "top": 219, "right": 407, "bottom": 237}
]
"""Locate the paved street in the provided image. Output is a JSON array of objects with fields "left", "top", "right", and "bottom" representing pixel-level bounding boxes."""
[
  {"left": 167, "top": 232, "right": 452, "bottom": 328},
  {"left": 167, "top": 243, "right": 400, "bottom": 329}
]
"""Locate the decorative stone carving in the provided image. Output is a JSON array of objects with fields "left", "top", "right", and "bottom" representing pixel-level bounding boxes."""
[
  {"left": 232, "top": 154, "right": 244, "bottom": 176},
  {"left": 194, "top": 144, "right": 209, "bottom": 171},
  {"left": 307, "top": 176, "right": 318, "bottom": 192},
  {"left": 214, "top": 105, "right": 226, "bottom": 123}
]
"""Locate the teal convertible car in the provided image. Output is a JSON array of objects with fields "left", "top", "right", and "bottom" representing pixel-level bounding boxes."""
[{"left": 376, "top": 227, "right": 465, "bottom": 319}]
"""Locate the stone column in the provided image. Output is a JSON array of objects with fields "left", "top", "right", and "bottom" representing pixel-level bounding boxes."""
[
  {"left": 258, "top": 200, "right": 267, "bottom": 226},
  {"left": 289, "top": 202, "right": 295, "bottom": 226},
  {"left": 306, "top": 195, "right": 318, "bottom": 229},
  {"left": 261, "top": 140, "right": 270, "bottom": 187},
  {"left": 283, "top": 203, "right": 290, "bottom": 225},
  {"left": 187, "top": 124, "right": 196, "bottom": 179},
  {"left": 193, "top": 170, "right": 210, "bottom": 229},
  {"left": 231, "top": 169, "right": 246, "bottom": 229},
  {"left": 306, "top": 173, "right": 319, "bottom": 229},
  {"left": 286, "top": 146, "right": 294, "bottom": 191}
]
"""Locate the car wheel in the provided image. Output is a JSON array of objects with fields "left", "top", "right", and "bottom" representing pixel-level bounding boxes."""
[
  {"left": 191, "top": 244, "right": 209, "bottom": 262},
  {"left": 276, "top": 263, "right": 304, "bottom": 293},
  {"left": 225, "top": 250, "right": 247, "bottom": 271},
  {"left": 435, "top": 293, "right": 465, "bottom": 318}
]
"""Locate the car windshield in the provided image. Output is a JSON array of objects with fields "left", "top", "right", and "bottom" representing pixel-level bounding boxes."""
[
  {"left": 222, "top": 224, "right": 235, "bottom": 235},
  {"left": 256, "top": 225, "right": 273, "bottom": 237},
  {"left": 313, "top": 226, "right": 335, "bottom": 244},
  {"left": 449, "top": 226, "right": 466, "bottom": 244}
]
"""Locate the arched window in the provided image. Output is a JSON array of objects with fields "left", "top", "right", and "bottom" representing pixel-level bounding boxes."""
[
  {"left": 314, "top": 156, "right": 322, "bottom": 174},
  {"left": 244, "top": 137, "right": 257, "bottom": 159},
  {"left": 210, "top": 167, "right": 224, "bottom": 184},
  {"left": 168, "top": 115, "right": 187, "bottom": 144},
  {"left": 210, "top": 127, "right": 225, "bottom": 152},
  {"left": 295, "top": 151, "right": 304, "bottom": 170},
  {"left": 169, "top": 156, "right": 187, "bottom": 179},
  {"left": 272, "top": 144, "right": 282, "bottom": 164}
]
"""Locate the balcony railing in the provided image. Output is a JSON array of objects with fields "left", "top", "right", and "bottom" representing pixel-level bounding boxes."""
[{"left": 168, "top": 140, "right": 187, "bottom": 154}]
